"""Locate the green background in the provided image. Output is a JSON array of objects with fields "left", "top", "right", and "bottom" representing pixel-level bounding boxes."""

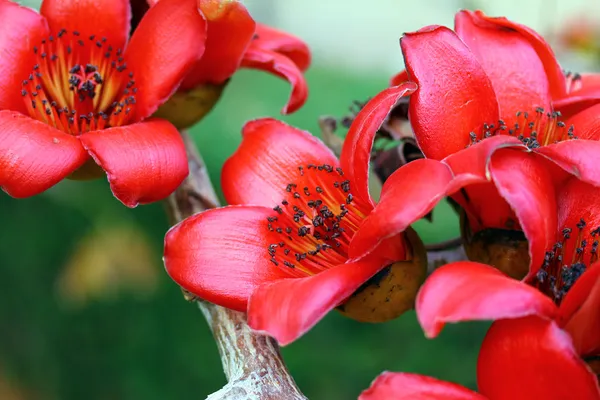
[{"left": 0, "top": 66, "right": 490, "bottom": 399}]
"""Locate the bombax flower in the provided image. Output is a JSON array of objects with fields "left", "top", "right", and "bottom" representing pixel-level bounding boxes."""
[
  {"left": 358, "top": 10, "right": 600, "bottom": 280},
  {"left": 0, "top": 0, "right": 207, "bottom": 206},
  {"left": 394, "top": 177, "right": 600, "bottom": 399},
  {"left": 163, "top": 84, "right": 428, "bottom": 345},
  {"left": 141, "top": 0, "right": 310, "bottom": 128}
]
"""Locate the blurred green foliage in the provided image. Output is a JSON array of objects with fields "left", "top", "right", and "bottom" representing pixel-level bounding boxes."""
[{"left": 0, "top": 67, "right": 488, "bottom": 399}]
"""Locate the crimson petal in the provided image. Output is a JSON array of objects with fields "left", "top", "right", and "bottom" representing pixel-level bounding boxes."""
[
  {"left": 40, "top": 0, "right": 130, "bottom": 50},
  {"left": 489, "top": 150, "right": 558, "bottom": 277},
  {"left": 455, "top": 10, "right": 559, "bottom": 122},
  {"left": 164, "top": 206, "right": 292, "bottom": 312},
  {"left": 247, "top": 255, "right": 389, "bottom": 345},
  {"left": 359, "top": 372, "right": 486, "bottom": 400},
  {"left": 401, "top": 25, "right": 499, "bottom": 160},
  {"left": 180, "top": 0, "right": 255, "bottom": 89},
  {"left": 0, "top": 1, "right": 49, "bottom": 114},
  {"left": 252, "top": 23, "right": 311, "bottom": 72},
  {"left": 240, "top": 47, "right": 308, "bottom": 114},
  {"left": 560, "top": 263, "right": 600, "bottom": 356},
  {"left": 389, "top": 70, "right": 409, "bottom": 86},
  {"left": 537, "top": 141, "right": 600, "bottom": 188},
  {"left": 0, "top": 110, "right": 87, "bottom": 197},
  {"left": 416, "top": 262, "right": 557, "bottom": 338},
  {"left": 79, "top": 119, "right": 187, "bottom": 207},
  {"left": 478, "top": 317, "right": 600, "bottom": 399},
  {"left": 221, "top": 118, "right": 338, "bottom": 207},
  {"left": 340, "top": 83, "right": 417, "bottom": 207},
  {"left": 348, "top": 159, "right": 485, "bottom": 260},
  {"left": 125, "top": 0, "right": 207, "bottom": 122}
]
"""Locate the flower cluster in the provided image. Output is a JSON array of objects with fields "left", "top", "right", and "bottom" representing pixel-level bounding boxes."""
[{"left": 2, "top": 1, "right": 599, "bottom": 398}]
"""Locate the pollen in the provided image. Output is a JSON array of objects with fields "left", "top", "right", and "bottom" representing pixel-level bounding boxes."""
[
  {"left": 20, "top": 29, "right": 137, "bottom": 135},
  {"left": 534, "top": 218, "right": 598, "bottom": 304},
  {"left": 467, "top": 108, "right": 575, "bottom": 149},
  {"left": 264, "top": 164, "right": 369, "bottom": 277}
]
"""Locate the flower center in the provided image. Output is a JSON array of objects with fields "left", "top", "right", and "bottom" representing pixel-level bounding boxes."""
[
  {"left": 467, "top": 108, "right": 575, "bottom": 149},
  {"left": 265, "top": 164, "right": 369, "bottom": 277},
  {"left": 20, "top": 29, "right": 137, "bottom": 135},
  {"left": 533, "top": 218, "right": 598, "bottom": 304}
]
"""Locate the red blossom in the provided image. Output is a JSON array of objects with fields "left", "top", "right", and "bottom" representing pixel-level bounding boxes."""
[
  {"left": 163, "top": 83, "right": 426, "bottom": 345},
  {"left": 0, "top": 0, "right": 210, "bottom": 206},
  {"left": 362, "top": 10, "right": 600, "bottom": 279},
  {"left": 396, "top": 177, "right": 600, "bottom": 399},
  {"left": 145, "top": 0, "right": 311, "bottom": 114}
]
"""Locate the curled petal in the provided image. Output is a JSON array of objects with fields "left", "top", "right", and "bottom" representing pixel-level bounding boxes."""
[
  {"left": 241, "top": 47, "right": 308, "bottom": 114},
  {"left": 455, "top": 10, "right": 562, "bottom": 120},
  {"left": 359, "top": 372, "right": 486, "bottom": 400},
  {"left": 416, "top": 262, "right": 557, "bottom": 338},
  {"left": 164, "top": 206, "right": 292, "bottom": 311},
  {"left": 348, "top": 159, "right": 485, "bottom": 260},
  {"left": 0, "top": 1, "right": 49, "bottom": 114},
  {"left": 222, "top": 118, "right": 338, "bottom": 207},
  {"left": 401, "top": 25, "right": 499, "bottom": 160},
  {"left": 555, "top": 74, "right": 600, "bottom": 118},
  {"left": 340, "top": 83, "right": 417, "bottom": 207},
  {"left": 79, "top": 119, "right": 188, "bottom": 207},
  {"left": 478, "top": 317, "right": 600, "bottom": 399},
  {"left": 560, "top": 263, "right": 600, "bottom": 356},
  {"left": 489, "top": 150, "right": 558, "bottom": 277},
  {"left": 180, "top": 0, "right": 255, "bottom": 88},
  {"left": 41, "top": 0, "right": 130, "bottom": 50},
  {"left": 389, "top": 70, "right": 409, "bottom": 86},
  {"left": 537, "top": 140, "right": 600, "bottom": 188},
  {"left": 0, "top": 110, "right": 87, "bottom": 197},
  {"left": 126, "top": 0, "right": 207, "bottom": 121},
  {"left": 248, "top": 255, "right": 389, "bottom": 345},
  {"left": 252, "top": 23, "right": 311, "bottom": 72}
]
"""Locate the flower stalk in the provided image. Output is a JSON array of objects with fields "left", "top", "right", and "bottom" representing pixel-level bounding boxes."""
[{"left": 164, "top": 130, "right": 306, "bottom": 400}]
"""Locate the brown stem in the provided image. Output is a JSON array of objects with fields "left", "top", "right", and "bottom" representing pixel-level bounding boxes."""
[{"left": 164, "top": 130, "right": 306, "bottom": 400}]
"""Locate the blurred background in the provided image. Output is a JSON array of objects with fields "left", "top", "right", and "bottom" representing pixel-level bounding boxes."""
[{"left": 1, "top": 0, "right": 599, "bottom": 398}]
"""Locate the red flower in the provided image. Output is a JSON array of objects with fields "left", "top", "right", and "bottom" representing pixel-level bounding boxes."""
[
  {"left": 0, "top": 0, "right": 207, "bottom": 206},
  {"left": 388, "top": 176, "right": 600, "bottom": 399},
  {"left": 145, "top": 0, "right": 310, "bottom": 115},
  {"left": 354, "top": 10, "right": 600, "bottom": 279},
  {"left": 163, "top": 84, "right": 427, "bottom": 345}
]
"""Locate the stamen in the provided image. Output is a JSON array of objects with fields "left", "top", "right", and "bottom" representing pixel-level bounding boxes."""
[
  {"left": 264, "top": 164, "right": 369, "bottom": 277},
  {"left": 21, "top": 28, "right": 138, "bottom": 135}
]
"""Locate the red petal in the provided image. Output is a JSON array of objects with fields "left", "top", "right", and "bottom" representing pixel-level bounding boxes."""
[
  {"left": 79, "top": 119, "right": 188, "bottom": 207},
  {"left": 125, "top": 0, "right": 207, "bottom": 121},
  {"left": 489, "top": 150, "right": 558, "bottom": 278},
  {"left": 416, "top": 262, "right": 557, "bottom": 338},
  {"left": 560, "top": 262, "right": 600, "bottom": 356},
  {"left": 563, "top": 103, "right": 600, "bottom": 140},
  {"left": 221, "top": 118, "right": 338, "bottom": 207},
  {"left": 251, "top": 23, "right": 311, "bottom": 72},
  {"left": 164, "top": 206, "right": 292, "bottom": 312},
  {"left": 455, "top": 10, "right": 561, "bottom": 123},
  {"left": 180, "top": 0, "right": 255, "bottom": 89},
  {"left": 401, "top": 25, "right": 499, "bottom": 160},
  {"left": 240, "top": 47, "right": 308, "bottom": 114},
  {"left": 478, "top": 317, "right": 600, "bottom": 400},
  {"left": 0, "top": 1, "right": 49, "bottom": 114},
  {"left": 40, "top": 0, "right": 130, "bottom": 50},
  {"left": 555, "top": 73, "right": 600, "bottom": 118},
  {"left": 247, "top": 255, "right": 389, "bottom": 345},
  {"left": 389, "top": 70, "right": 409, "bottom": 86},
  {"left": 0, "top": 110, "right": 87, "bottom": 197},
  {"left": 348, "top": 159, "right": 485, "bottom": 260},
  {"left": 359, "top": 372, "right": 486, "bottom": 400},
  {"left": 340, "top": 83, "right": 417, "bottom": 207},
  {"left": 555, "top": 177, "right": 600, "bottom": 266},
  {"left": 536, "top": 140, "right": 600, "bottom": 188}
]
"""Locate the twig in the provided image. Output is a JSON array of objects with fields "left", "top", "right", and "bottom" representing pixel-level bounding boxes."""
[{"left": 164, "top": 131, "right": 306, "bottom": 400}]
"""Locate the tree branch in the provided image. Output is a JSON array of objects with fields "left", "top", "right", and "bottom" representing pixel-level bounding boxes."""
[{"left": 164, "top": 131, "right": 306, "bottom": 400}]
